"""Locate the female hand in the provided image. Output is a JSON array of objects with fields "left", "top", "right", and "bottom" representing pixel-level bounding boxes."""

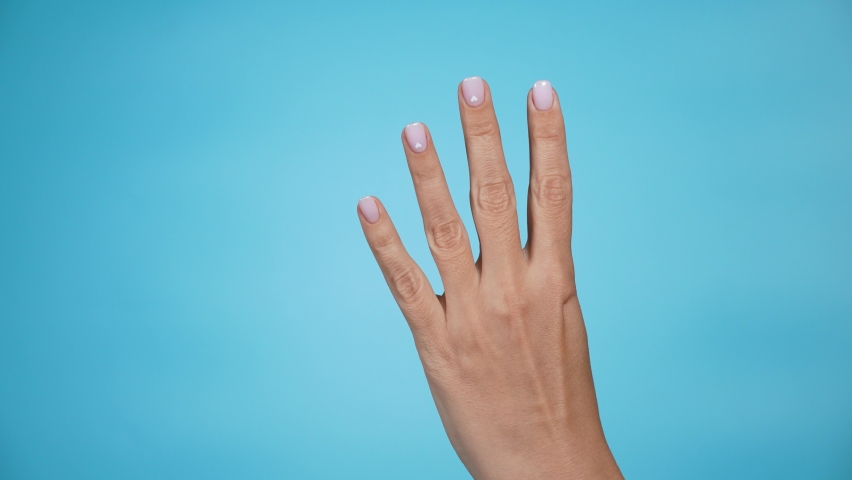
[{"left": 357, "top": 77, "right": 622, "bottom": 479}]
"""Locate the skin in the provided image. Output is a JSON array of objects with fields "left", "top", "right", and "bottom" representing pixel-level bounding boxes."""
[{"left": 357, "top": 79, "right": 623, "bottom": 479}]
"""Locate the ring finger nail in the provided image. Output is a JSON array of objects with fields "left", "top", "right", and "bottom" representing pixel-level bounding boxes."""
[
  {"left": 404, "top": 122, "right": 428, "bottom": 153},
  {"left": 462, "top": 76, "right": 485, "bottom": 107}
]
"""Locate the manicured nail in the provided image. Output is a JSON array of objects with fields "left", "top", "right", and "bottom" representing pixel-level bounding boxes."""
[
  {"left": 358, "top": 196, "right": 380, "bottom": 224},
  {"left": 404, "top": 123, "right": 428, "bottom": 153},
  {"left": 461, "top": 76, "right": 485, "bottom": 107},
  {"left": 532, "top": 80, "right": 553, "bottom": 111}
]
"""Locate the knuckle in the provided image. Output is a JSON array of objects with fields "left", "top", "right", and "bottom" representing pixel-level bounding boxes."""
[
  {"left": 476, "top": 180, "right": 513, "bottom": 215},
  {"left": 410, "top": 164, "right": 442, "bottom": 186},
  {"left": 371, "top": 231, "right": 398, "bottom": 255},
  {"left": 482, "top": 281, "right": 527, "bottom": 320},
  {"left": 405, "top": 308, "right": 435, "bottom": 332},
  {"left": 465, "top": 118, "right": 499, "bottom": 140},
  {"left": 532, "top": 120, "right": 565, "bottom": 142},
  {"left": 535, "top": 265, "right": 577, "bottom": 300},
  {"left": 392, "top": 267, "right": 423, "bottom": 304},
  {"left": 534, "top": 174, "right": 571, "bottom": 209},
  {"left": 542, "top": 268, "right": 571, "bottom": 291},
  {"left": 429, "top": 218, "right": 465, "bottom": 252},
  {"left": 417, "top": 341, "right": 454, "bottom": 376},
  {"left": 499, "top": 288, "right": 527, "bottom": 322}
]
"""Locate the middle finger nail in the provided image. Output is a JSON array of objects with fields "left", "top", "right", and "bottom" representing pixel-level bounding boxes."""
[{"left": 462, "top": 77, "right": 485, "bottom": 107}]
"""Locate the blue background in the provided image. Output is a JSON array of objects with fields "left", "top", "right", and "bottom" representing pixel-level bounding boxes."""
[{"left": 1, "top": 1, "right": 850, "bottom": 478}]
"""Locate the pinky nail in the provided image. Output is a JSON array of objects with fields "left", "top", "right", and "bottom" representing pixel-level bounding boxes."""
[{"left": 358, "top": 196, "right": 380, "bottom": 224}]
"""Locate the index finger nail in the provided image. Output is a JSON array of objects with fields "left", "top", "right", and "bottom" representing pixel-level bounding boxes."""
[{"left": 532, "top": 80, "right": 553, "bottom": 111}]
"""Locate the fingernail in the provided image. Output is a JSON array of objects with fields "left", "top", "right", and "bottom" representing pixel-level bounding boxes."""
[
  {"left": 404, "top": 123, "right": 428, "bottom": 153},
  {"left": 358, "top": 196, "right": 380, "bottom": 224},
  {"left": 532, "top": 80, "right": 553, "bottom": 111},
  {"left": 461, "top": 76, "right": 485, "bottom": 107}
]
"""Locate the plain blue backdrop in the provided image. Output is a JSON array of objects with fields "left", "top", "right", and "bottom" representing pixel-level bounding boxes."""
[{"left": 1, "top": 1, "right": 850, "bottom": 478}]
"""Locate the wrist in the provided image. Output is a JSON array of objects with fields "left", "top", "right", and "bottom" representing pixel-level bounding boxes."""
[{"left": 470, "top": 431, "right": 621, "bottom": 480}]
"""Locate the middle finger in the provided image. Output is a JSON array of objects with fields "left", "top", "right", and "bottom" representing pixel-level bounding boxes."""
[{"left": 457, "top": 77, "right": 524, "bottom": 279}]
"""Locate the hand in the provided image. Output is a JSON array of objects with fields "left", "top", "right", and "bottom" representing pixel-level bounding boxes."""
[{"left": 357, "top": 77, "right": 622, "bottom": 479}]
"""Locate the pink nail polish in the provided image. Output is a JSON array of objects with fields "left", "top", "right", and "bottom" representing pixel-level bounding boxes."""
[
  {"left": 358, "top": 196, "right": 380, "bottom": 224},
  {"left": 532, "top": 80, "right": 553, "bottom": 111},
  {"left": 404, "top": 123, "right": 428, "bottom": 153},
  {"left": 461, "top": 77, "right": 485, "bottom": 107}
]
